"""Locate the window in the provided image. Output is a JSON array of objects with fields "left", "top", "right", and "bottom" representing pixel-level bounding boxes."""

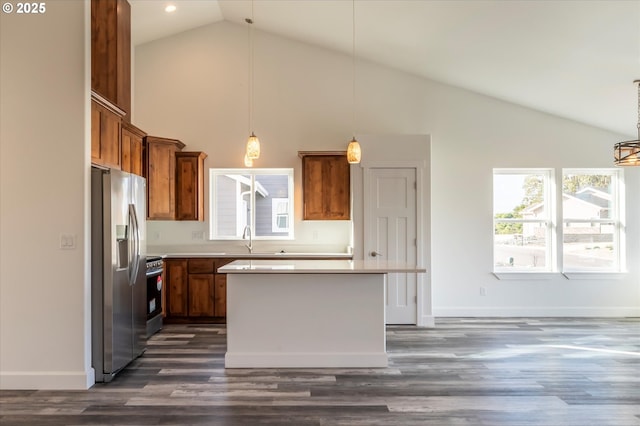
[
  {"left": 562, "top": 169, "right": 623, "bottom": 272},
  {"left": 493, "top": 168, "right": 625, "bottom": 274},
  {"left": 493, "top": 169, "right": 555, "bottom": 272},
  {"left": 209, "top": 169, "right": 294, "bottom": 240}
]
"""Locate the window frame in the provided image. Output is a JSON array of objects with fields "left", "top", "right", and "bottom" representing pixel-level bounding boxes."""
[
  {"left": 493, "top": 168, "right": 556, "bottom": 273},
  {"left": 560, "top": 168, "right": 625, "bottom": 273},
  {"left": 493, "top": 167, "right": 626, "bottom": 278},
  {"left": 208, "top": 168, "right": 295, "bottom": 241}
]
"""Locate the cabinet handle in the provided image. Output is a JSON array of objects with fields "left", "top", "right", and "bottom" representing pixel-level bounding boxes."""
[{"left": 370, "top": 251, "right": 383, "bottom": 257}]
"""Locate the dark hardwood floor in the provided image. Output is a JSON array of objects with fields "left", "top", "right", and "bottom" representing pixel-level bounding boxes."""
[{"left": 1, "top": 318, "right": 639, "bottom": 425}]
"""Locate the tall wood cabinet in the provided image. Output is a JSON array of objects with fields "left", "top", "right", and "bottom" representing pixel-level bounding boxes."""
[
  {"left": 299, "top": 151, "right": 351, "bottom": 220},
  {"left": 175, "top": 151, "right": 208, "bottom": 221},
  {"left": 91, "top": 0, "right": 131, "bottom": 120},
  {"left": 144, "top": 136, "right": 185, "bottom": 220}
]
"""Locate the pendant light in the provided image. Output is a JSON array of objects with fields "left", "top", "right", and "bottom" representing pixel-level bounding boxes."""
[
  {"left": 614, "top": 79, "right": 640, "bottom": 166},
  {"left": 245, "top": 1, "right": 260, "bottom": 163},
  {"left": 346, "top": 0, "right": 362, "bottom": 164}
]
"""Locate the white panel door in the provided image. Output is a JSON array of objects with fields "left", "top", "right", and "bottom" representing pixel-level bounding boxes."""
[{"left": 365, "top": 168, "right": 417, "bottom": 324}]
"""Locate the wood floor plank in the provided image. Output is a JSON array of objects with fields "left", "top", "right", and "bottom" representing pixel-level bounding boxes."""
[{"left": 1, "top": 318, "right": 639, "bottom": 425}]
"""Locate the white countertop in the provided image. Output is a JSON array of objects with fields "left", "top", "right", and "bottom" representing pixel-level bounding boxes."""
[
  {"left": 218, "top": 259, "right": 426, "bottom": 274},
  {"left": 154, "top": 252, "right": 352, "bottom": 259}
]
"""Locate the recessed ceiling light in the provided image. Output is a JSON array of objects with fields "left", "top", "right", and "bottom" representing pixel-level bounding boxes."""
[{"left": 165, "top": 4, "right": 177, "bottom": 13}]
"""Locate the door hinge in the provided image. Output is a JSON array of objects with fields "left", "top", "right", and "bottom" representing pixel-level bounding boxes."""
[
  {"left": 414, "top": 181, "right": 417, "bottom": 189},
  {"left": 414, "top": 295, "right": 417, "bottom": 303},
  {"left": 414, "top": 238, "right": 417, "bottom": 246}
]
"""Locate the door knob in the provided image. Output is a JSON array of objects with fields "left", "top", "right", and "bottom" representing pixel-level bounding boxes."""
[{"left": 370, "top": 251, "right": 383, "bottom": 257}]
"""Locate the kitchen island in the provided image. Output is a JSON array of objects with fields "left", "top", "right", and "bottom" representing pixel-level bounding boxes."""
[{"left": 218, "top": 259, "right": 427, "bottom": 368}]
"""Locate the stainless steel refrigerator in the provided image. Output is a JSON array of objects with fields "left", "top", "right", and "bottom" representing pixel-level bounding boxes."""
[{"left": 91, "top": 167, "right": 147, "bottom": 383}]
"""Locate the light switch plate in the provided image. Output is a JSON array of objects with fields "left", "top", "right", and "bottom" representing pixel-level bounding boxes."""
[{"left": 60, "top": 233, "right": 76, "bottom": 249}]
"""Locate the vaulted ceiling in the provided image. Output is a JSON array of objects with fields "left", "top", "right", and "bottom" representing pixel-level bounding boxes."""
[{"left": 130, "top": 0, "right": 640, "bottom": 137}]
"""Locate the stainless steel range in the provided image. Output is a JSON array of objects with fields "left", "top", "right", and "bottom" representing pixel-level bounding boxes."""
[{"left": 146, "top": 256, "right": 163, "bottom": 337}]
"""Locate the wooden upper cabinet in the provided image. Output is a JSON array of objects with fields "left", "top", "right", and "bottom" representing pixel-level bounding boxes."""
[
  {"left": 91, "top": 0, "right": 131, "bottom": 121},
  {"left": 121, "top": 122, "right": 146, "bottom": 176},
  {"left": 91, "top": 93, "right": 124, "bottom": 169},
  {"left": 299, "top": 152, "right": 351, "bottom": 220},
  {"left": 176, "top": 151, "right": 208, "bottom": 221},
  {"left": 144, "top": 136, "right": 185, "bottom": 220}
]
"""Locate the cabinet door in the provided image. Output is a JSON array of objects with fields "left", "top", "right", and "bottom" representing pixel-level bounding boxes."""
[
  {"left": 323, "top": 155, "right": 350, "bottom": 219},
  {"left": 176, "top": 152, "right": 208, "bottom": 221},
  {"left": 121, "top": 124, "right": 145, "bottom": 176},
  {"left": 214, "top": 274, "right": 227, "bottom": 318},
  {"left": 302, "top": 154, "right": 350, "bottom": 220},
  {"left": 165, "top": 259, "right": 188, "bottom": 317},
  {"left": 91, "top": 0, "right": 131, "bottom": 119},
  {"left": 130, "top": 135, "right": 143, "bottom": 176},
  {"left": 188, "top": 274, "right": 215, "bottom": 317},
  {"left": 145, "top": 137, "right": 185, "bottom": 220},
  {"left": 91, "top": 100, "right": 121, "bottom": 169}
]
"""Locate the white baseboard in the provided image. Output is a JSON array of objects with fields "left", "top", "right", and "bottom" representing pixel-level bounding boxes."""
[
  {"left": 417, "top": 315, "right": 435, "bottom": 327},
  {"left": 0, "top": 369, "right": 95, "bottom": 390},
  {"left": 433, "top": 306, "right": 640, "bottom": 317},
  {"left": 225, "top": 352, "right": 388, "bottom": 368}
]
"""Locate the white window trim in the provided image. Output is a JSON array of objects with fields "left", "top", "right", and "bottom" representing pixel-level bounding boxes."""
[
  {"left": 493, "top": 168, "right": 556, "bottom": 273},
  {"left": 560, "top": 168, "right": 624, "bottom": 273}
]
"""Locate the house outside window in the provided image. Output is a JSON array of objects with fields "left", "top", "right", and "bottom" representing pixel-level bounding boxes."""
[
  {"left": 493, "top": 169, "right": 555, "bottom": 272},
  {"left": 493, "top": 168, "right": 625, "bottom": 274},
  {"left": 209, "top": 169, "right": 294, "bottom": 240},
  {"left": 562, "top": 169, "right": 623, "bottom": 272}
]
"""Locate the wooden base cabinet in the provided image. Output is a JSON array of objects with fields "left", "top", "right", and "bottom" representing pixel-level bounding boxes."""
[
  {"left": 187, "top": 258, "right": 215, "bottom": 317},
  {"left": 164, "top": 259, "right": 188, "bottom": 317},
  {"left": 165, "top": 258, "right": 228, "bottom": 322},
  {"left": 214, "top": 274, "right": 227, "bottom": 318}
]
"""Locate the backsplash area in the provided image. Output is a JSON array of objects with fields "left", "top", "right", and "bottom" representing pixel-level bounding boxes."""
[{"left": 146, "top": 220, "right": 352, "bottom": 254}]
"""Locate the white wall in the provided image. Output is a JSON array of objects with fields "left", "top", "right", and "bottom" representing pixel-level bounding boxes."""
[
  {"left": 135, "top": 21, "right": 639, "bottom": 317},
  {"left": 0, "top": 1, "right": 93, "bottom": 389}
]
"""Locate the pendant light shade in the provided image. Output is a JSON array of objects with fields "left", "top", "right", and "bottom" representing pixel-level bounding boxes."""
[
  {"left": 347, "top": 137, "right": 361, "bottom": 164},
  {"left": 614, "top": 80, "right": 640, "bottom": 167},
  {"left": 246, "top": 132, "right": 260, "bottom": 160},
  {"left": 244, "top": 152, "right": 254, "bottom": 167}
]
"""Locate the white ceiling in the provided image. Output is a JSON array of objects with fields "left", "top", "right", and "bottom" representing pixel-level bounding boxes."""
[{"left": 130, "top": 0, "right": 640, "bottom": 137}]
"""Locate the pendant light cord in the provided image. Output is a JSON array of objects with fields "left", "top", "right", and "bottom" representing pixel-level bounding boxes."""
[
  {"left": 246, "top": 2, "right": 255, "bottom": 135},
  {"left": 352, "top": 0, "right": 356, "bottom": 139}
]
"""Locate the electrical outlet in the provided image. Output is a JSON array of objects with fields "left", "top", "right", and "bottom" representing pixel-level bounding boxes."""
[
  {"left": 192, "top": 231, "right": 205, "bottom": 240},
  {"left": 479, "top": 287, "right": 487, "bottom": 296}
]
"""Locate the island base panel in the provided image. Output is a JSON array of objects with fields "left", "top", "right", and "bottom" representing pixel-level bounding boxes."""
[{"left": 225, "top": 273, "right": 387, "bottom": 368}]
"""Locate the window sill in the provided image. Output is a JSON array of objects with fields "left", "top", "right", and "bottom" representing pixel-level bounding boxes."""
[
  {"left": 492, "top": 271, "right": 627, "bottom": 280},
  {"left": 492, "top": 272, "right": 557, "bottom": 280},
  {"left": 562, "top": 272, "right": 627, "bottom": 280}
]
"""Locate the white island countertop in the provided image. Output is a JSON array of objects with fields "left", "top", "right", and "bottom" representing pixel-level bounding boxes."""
[{"left": 218, "top": 259, "right": 426, "bottom": 274}]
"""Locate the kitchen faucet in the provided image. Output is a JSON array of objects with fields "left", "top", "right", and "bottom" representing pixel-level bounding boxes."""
[{"left": 242, "top": 225, "right": 253, "bottom": 253}]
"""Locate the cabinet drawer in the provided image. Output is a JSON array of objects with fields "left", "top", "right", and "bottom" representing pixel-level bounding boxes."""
[{"left": 188, "top": 258, "right": 215, "bottom": 274}]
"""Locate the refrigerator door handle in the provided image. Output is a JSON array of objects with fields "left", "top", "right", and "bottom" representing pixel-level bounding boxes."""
[{"left": 128, "top": 203, "right": 141, "bottom": 286}]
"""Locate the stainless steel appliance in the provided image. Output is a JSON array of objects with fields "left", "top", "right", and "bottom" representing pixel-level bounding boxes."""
[
  {"left": 91, "top": 167, "right": 147, "bottom": 383},
  {"left": 146, "top": 256, "right": 163, "bottom": 337}
]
